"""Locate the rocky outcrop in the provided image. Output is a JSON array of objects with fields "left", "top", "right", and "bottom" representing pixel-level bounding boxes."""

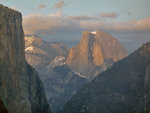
[
  {"left": 0, "top": 4, "right": 51, "bottom": 113},
  {"left": 25, "top": 35, "right": 68, "bottom": 67},
  {"left": 61, "top": 42, "right": 150, "bottom": 113},
  {"left": 67, "top": 31, "right": 128, "bottom": 79}
]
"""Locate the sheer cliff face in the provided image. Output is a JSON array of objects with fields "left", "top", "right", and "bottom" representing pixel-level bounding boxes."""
[
  {"left": 0, "top": 5, "right": 25, "bottom": 73},
  {"left": 61, "top": 42, "right": 150, "bottom": 113},
  {"left": 0, "top": 5, "right": 51, "bottom": 113},
  {"left": 67, "top": 31, "right": 128, "bottom": 79}
]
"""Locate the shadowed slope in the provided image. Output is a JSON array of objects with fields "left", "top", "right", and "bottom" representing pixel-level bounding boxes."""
[{"left": 61, "top": 42, "right": 150, "bottom": 113}]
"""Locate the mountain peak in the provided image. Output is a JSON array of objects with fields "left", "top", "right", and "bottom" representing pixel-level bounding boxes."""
[
  {"left": 67, "top": 30, "right": 128, "bottom": 79},
  {"left": 82, "top": 30, "right": 106, "bottom": 35},
  {"left": 25, "top": 34, "right": 42, "bottom": 46},
  {"left": 90, "top": 31, "right": 97, "bottom": 34}
]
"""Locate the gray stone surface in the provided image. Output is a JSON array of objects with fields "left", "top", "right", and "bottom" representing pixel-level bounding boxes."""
[{"left": 0, "top": 4, "right": 51, "bottom": 113}]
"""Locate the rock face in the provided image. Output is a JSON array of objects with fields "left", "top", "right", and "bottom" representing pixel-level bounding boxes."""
[
  {"left": 24, "top": 35, "right": 88, "bottom": 113},
  {"left": 48, "top": 56, "right": 66, "bottom": 68},
  {"left": 37, "top": 65, "right": 88, "bottom": 113},
  {"left": 25, "top": 34, "right": 68, "bottom": 67},
  {"left": 67, "top": 31, "right": 128, "bottom": 79},
  {"left": 61, "top": 42, "right": 150, "bottom": 113},
  {"left": 0, "top": 5, "right": 51, "bottom": 113},
  {"left": 0, "top": 99, "right": 9, "bottom": 113}
]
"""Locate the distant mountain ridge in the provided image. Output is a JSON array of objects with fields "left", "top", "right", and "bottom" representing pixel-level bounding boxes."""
[
  {"left": 67, "top": 31, "right": 128, "bottom": 79},
  {"left": 61, "top": 42, "right": 150, "bottom": 113},
  {"left": 25, "top": 35, "right": 88, "bottom": 113},
  {"left": 25, "top": 35, "right": 68, "bottom": 67}
]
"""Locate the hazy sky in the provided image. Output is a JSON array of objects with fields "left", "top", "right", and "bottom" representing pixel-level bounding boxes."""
[{"left": 1, "top": 0, "right": 150, "bottom": 53}]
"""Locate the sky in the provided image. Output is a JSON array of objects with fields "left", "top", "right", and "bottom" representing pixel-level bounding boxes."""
[{"left": 1, "top": 0, "right": 150, "bottom": 53}]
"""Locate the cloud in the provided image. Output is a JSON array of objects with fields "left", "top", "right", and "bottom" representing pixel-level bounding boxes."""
[
  {"left": 80, "top": 17, "right": 150, "bottom": 32},
  {"left": 100, "top": 12, "right": 118, "bottom": 19},
  {"left": 54, "top": 0, "right": 65, "bottom": 8},
  {"left": 67, "top": 15, "right": 99, "bottom": 21},
  {"left": 23, "top": 11, "right": 83, "bottom": 46},
  {"left": 23, "top": 13, "right": 150, "bottom": 52},
  {"left": 23, "top": 12, "right": 150, "bottom": 34},
  {"left": 23, "top": 11, "right": 82, "bottom": 35},
  {"left": 38, "top": 4, "right": 46, "bottom": 9},
  {"left": 23, "top": 13, "right": 68, "bottom": 34}
]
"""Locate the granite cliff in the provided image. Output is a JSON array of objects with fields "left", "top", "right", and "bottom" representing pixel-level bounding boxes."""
[
  {"left": 61, "top": 42, "right": 150, "bottom": 113},
  {"left": 67, "top": 31, "right": 128, "bottom": 79},
  {"left": 0, "top": 4, "right": 51, "bottom": 113}
]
